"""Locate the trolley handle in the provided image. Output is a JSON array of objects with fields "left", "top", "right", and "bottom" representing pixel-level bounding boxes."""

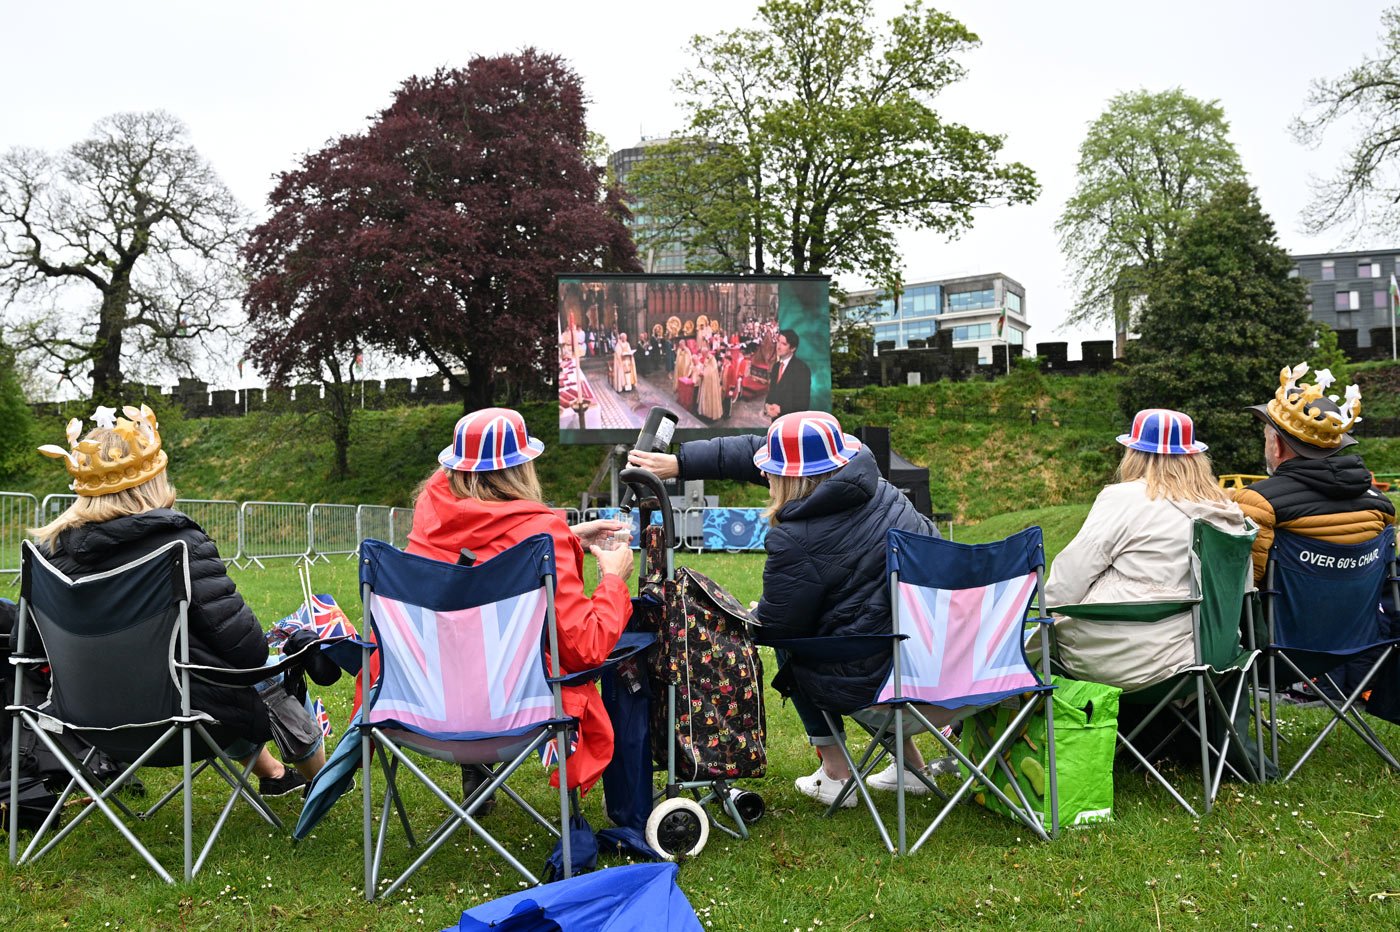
[{"left": 619, "top": 466, "right": 677, "bottom": 550}]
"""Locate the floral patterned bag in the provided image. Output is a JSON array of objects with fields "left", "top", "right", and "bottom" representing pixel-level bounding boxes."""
[{"left": 640, "top": 525, "right": 766, "bottom": 780}]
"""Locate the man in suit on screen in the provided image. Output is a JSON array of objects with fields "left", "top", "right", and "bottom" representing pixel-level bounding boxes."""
[{"left": 764, "top": 329, "right": 811, "bottom": 419}]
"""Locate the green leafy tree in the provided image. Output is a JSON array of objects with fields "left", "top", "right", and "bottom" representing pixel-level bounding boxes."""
[
  {"left": 626, "top": 0, "right": 1038, "bottom": 290},
  {"left": 0, "top": 338, "right": 35, "bottom": 480},
  {"left": 1309, "top": 322, "right": 1351, "bottom": 386},
  {"left": 1293, "top": 6, "right": 1400, "bottom": 235},
  {"left": 1057, "top": 89, "right": 1244, "bottom": 350},
  {"left": 1120, "top": 181, "right": 1312, "bottom": 472}
]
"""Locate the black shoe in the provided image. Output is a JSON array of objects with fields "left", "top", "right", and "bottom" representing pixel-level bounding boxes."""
[
  {"left": 259, "top": 769, "right": 308, "bottom": 799},
  {"left": 461, "top": 765, "right": 497, "bottom": 817}
]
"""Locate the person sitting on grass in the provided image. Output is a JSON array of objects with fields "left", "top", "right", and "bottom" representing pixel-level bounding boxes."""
[
  {"left": 33, "top": 405, "right": 326, "bottom": 798},
  {"left": 628, "top": 411, "right": 955, "bottom": 808}
]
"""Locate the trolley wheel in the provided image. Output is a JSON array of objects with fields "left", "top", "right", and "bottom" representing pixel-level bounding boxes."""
[
  {"left": 646, "top": 797, "right": 709, "bottom": 860},
  {"left": 731, "top": 789, "right": 765, "bottom": 824}
]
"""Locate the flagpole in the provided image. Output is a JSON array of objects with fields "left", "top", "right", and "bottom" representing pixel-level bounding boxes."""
[{"left": 1391, "top": 273, "right": 1398, "bottom": 361}]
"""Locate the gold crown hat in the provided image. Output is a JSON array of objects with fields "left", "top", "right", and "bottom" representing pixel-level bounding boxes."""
[
  {"left": 1245, "top": 362, "right": 1361, "bottom": 459},
  {"left": 38, "top": 404, "right": 169, "bottom": 495}
]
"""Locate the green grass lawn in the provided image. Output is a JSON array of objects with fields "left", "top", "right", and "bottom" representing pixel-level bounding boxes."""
[{"left": 5, "top": 549, "right": 1400, "bottom": 930}]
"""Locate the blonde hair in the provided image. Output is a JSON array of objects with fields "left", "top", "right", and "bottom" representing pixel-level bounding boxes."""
[
  {"left": 764, "top": 472, "right": 830, "bottom": 525},
  {"left": 442, "top": 461, "right": 544, "bottom": 505},
  {"left": 1117, "top": 448, "right": 1230, "bottom": 503},
  {"left": 31, "top": 429, "right": 178, "bottom": 551}
]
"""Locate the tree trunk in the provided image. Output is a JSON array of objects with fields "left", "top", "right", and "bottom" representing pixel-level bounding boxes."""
[
  {"left": 464, "top": 356, "right": 494, "bottom": 411},
  {"left": 89, "top": 280, "right": 129, "bottom": 403},
  {"left": 328, "top": 383, "right": 351, "bottom": 480}
]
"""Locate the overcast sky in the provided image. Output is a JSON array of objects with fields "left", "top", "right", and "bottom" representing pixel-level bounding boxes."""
[{"left": 1, "top": 0, "right": 1390, "bottom": 390}]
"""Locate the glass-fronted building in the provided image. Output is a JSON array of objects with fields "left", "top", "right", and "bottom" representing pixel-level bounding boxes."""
[
  {"left": 609, "top": 138, "right": 730, "bottom": 273},
  {"left": 843, "top": 273, "right": 1028, "bottom": 363}
]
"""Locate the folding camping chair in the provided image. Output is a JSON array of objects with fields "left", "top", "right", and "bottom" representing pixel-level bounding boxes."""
[
  {"left": 1264, "top": 526, "right": 1400, "bottom": 781},
  {"left": 357, "top": 536, "right": 592, "bottom": 901},
  {"left": 6, "top": 540, "right": 286, "bottom": 883},
  {"left": 1048, "top": 520, "right": 1263, "bottom": 817},
  {"left": 767, "top": 527, "right": 1058, "bottom": 855}
]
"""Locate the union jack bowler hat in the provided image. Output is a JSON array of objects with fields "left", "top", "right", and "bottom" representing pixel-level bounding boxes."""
[
  {"left": 1116, "top": 408, "right": 1208, "bottom": 455},
  {"left": 752, "top": 411, "right": 863, "bottom": 477},
  {"left": 439, "top": 407, "right": 545, "bottom": 472}
]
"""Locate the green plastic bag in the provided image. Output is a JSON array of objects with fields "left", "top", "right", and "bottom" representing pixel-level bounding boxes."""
[{"left": 960, "top": 676, "right": 1120, "bottom": 829}]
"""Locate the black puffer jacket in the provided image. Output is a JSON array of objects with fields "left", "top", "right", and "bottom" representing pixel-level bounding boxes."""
[
  {"left": 43, "top": 509, "right": 270, "bottom": 738},
  {"left": 677, "top": 436, "right": 937, "bottom": 713}
]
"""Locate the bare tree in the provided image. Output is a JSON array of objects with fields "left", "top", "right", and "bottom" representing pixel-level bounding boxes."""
[
  {"left": 1294, "top": 6, "right": 1400, "bottom": 237},
  {"left": 0, "top": 111, "right": 245, "bottom": 400}
]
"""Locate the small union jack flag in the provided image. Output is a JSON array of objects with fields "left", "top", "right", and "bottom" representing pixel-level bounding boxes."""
[
  {"left": 540, "top": 726, "right": 579, "bottom": 769},
  {"left": 269, "top": 593, "right": 358, "bottom": 650},
  {"left": 312, "top": 697, "right": 333, "bottom": 739}
]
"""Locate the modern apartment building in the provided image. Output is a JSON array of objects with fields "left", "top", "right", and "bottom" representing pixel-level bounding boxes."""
[
  {"left": 1291, "top": 249, "right": 1399, "bottom": 350},
  {"left": 843, "top": 272, "right": 1029, "bottom": 364}
]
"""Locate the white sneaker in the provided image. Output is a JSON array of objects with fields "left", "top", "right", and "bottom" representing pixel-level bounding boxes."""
[
  {"left": 794, "top": 765, "right": 858, "bottom": 808},
  {"left": 866, "top": 756, "right": 958, "bottom": 795}
]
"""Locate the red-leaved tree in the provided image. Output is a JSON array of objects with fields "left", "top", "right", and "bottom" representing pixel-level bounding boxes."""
[{"left": 244, "top": 49, "right": 638, "bottom": 419}]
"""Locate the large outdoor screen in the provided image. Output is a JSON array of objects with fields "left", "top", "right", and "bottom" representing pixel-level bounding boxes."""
[{"left": 556, "top": 273, "right": 832, "bottom": 444}]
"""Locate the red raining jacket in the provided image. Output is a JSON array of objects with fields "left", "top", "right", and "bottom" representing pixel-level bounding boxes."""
[{"left": 404, "top": 471, "right": 631, "bottom": 792}]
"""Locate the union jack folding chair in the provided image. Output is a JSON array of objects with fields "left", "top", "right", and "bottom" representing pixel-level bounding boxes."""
[
  {"left": 768, "top": 527, "right": 1057, "bottom": 854},
  {"left": 357, "top": 536, "right": 578, "bottom": 901},
  {"left": 1264, "top": 526, "right": 1400, "bottom": 781}
]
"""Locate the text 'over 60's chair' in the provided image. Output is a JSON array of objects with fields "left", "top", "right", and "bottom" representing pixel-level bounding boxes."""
[
  {"left": 1265, "top": 526, "right": 1400, "bottom": 781},
  {"left": 7, "top": 541, "right": 288, "bottom": 882}
]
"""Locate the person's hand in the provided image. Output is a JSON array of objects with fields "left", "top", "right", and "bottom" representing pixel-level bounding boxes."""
[
  {"left": 592, "top": 543, "right": 634, "bottom": 580},
  {"left": 764, "top": 403, "right": 781, "bottom": 419},
  {"left": 627, "top": 450, "right": 679, "bottom": 480},
  {"left": 571, "top": 519, "right": 629, "bottom": 549}
]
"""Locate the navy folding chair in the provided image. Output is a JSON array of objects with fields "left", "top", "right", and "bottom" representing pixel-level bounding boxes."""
[
  {"left": 357, "top": 536, "right": 578, "bottom": 901},
  {"left": 767, "top": 527, "right": 1057, "bottom": 854},
  {"left": 1264, "top": 527, "right": 1400, "bottom": 780},
  {"left": 7, "top": 540, "right": 284, "bottom": 882}
]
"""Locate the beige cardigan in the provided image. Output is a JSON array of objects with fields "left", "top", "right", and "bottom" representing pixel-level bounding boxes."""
[{"left": 1043, "top": 480, "right": 1249, "bottom": 692}]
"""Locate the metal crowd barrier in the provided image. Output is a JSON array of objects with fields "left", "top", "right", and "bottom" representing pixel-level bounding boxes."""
[
  {"left": 388, "top": 507, "right": 415, "bottom": 550},
  {"left": 356, "top": 505, "right": 393, "bottom": 553},
  {"left": 0, "top": 492, "right": 38, "bottom": 583},
  {"left": 239, "top": 501, "right": 311, "bottom": 568},
  {"left": 307, "top": 503, "right": 359, "bottom": 563},
  {"left": 40, "top": 494, "right": 78, "bottom": 523},
  {"left": 178, "top": 499, "right": 241, "bottom": 563}
]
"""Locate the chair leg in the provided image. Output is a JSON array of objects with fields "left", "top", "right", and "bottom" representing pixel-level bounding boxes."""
[
  {"left": 363, "top": 732, "right": 375, "bottom": 901},
  {"left": 19, "top": 718, "right": 176, "bottom": 882},
  {"left": 819, "top": 712, "right": 895, "bottom": 854}
]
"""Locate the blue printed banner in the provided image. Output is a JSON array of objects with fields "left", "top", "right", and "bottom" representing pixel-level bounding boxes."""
[{"left": 701, "top": 508, "right": 768, "bottom": 552}]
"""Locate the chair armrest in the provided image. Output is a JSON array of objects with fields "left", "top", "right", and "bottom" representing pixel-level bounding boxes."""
[
  {"left": 1047, "top": 599, "right": 1199, "bottom": 624},
  {"left": 176, "top": 635, "right": 371, "bottom": 687},
  {"left": 757, "top": 634, "right": 903, "bottom": 663},
  {"left": 548, "top": 632, "right": 657, "bottom": 688}
]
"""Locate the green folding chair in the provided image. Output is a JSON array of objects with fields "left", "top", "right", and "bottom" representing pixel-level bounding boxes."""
[{"left": 1049, "top": 520, "right": 1263, "bottom": 816}]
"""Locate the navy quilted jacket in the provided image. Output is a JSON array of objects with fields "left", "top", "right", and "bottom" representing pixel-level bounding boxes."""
[
  {"left": 676, "top": 436, "right": 937, "bottom": 713},
  {"left": 44, "top": 509, "right": 270, "bottom": 738}
]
